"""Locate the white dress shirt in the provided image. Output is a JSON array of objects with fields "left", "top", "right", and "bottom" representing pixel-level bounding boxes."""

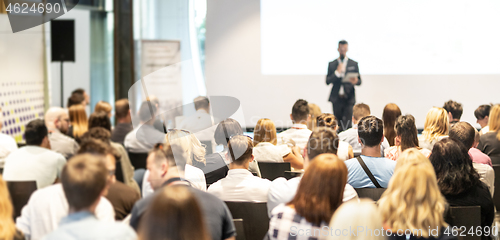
[
  {"left": 207, "top": 169, "right": 272, "bottom": 202},
  {"left": 3, "top": 146, "right": 66, "bottom": 189},
  {"left": 253, "top": 142, "right": 291, "bottom": 163},
  {"left": 124, "top": 124, "right": 166, "bottom": 153},
  {"left": 16, "top": 183, "right": 115, "bottom": 240},
  {"left": 334, "top": 57, "right": 349, "bottom": 95},
  {"left": 0, "top": 133, "right": 18, "bottom": 168},
  {"left": 277, "top": 124, "right": 312, "bottom": 153},
  {"left": 473, "top": 162, "right": 495, "bottom": 197},
  {"left": 142, "top": 164, "right": 207, "bottom": 197},
  {"left": 337, "top": 140, "right": 350, "bottom": 161}
]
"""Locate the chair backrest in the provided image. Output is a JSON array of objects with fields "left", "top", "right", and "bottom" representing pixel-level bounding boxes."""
[
  {"left": 492, "top": 165, "right": 500, "bottom": 210},
  {"left": 258, "top": 162, "right": 291, "bottom": 181},
  {"left": 233, "top": 219, "right": 247, "bottom": 240},
  {"left": 115, "top": 160, "right": 125, "bottom": 183},
  {"left": 284, "top": 171, "right": 302, "bottom": 180},
  {"left": 225, "top": 202, "right": 269, "bottom": 240},
  {"left": 354, "top": 188, "right": 386, "bottom": 202},
  {"left": 127, "top": 151, "right": 149, "bottom": 170},
  {"left": 444, "top": 206, "right": 481, "bottom": 240},
  {"left": 6, "top": 181, "right": 37, "bottom": 219},
  {"left": 201, "top": 140, "right": 213, "bottom": 155}
]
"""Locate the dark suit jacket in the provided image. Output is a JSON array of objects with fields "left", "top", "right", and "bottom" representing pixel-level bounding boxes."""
[{"left": 326, "top": 58, "right": 362, "bottom": 104}]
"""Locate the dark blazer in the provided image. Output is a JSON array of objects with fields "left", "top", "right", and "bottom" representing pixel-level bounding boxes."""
[{"left": 326, "top": 58, "right": 362, "bottom": 104}]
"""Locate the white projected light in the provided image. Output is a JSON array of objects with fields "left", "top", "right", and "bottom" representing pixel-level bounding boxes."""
[{"left": 261, "top": 0, "right": 500, "bottom": 75}]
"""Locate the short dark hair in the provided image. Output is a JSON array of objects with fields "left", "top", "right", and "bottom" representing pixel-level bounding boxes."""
[
  {"left": 338, "top": 40, "right": 348, "bottom": 45},
  {"left": 307, "top": 127, "right": 339, "bottom": 160},
  {"left": 357, "top": 116, "right": 384, "bottom": 147},
  {"left": 291, "top": 99, "right": 309, "bottom": 122},
  {"left": 67, "top": 93, "right": 84, "bottom": 108},
  {"left": 139, "top": 101, "right": 157, "bottom": 123},
  {"left": 316, "top": 113, "right": 337, "bottom": 130},
  {"left": 25, "top": 119, "right": 48, "bottom": 146},
  {"left": 227, "top": 135, "right": 253, "bottom": 164},
  {"left": 115, "top": 99, "right": 130, "bottom": 120},
  {"left": 150, "top": 142, "right": 188, "bottom": 171},
  {"left": 81, "top": 127, "right": 111, "bottom": 143},
  {"left": 77, "top": 138, "right": 120, "bottom": 162},
  {"left": 449, "top": 122, "right": 476, "bottom": 149},
  {"left": 72, "top": 88, "right": 85, "bottom": 95},
  {"left": 62, "top": 154, "right": 108, "bottom": 211},
  {"left": 88, "top": 112, "right": 111, "bottom": 132},
  {"left": 474, "top": 104, "right": 492, "bottom": 120},
  {"left": 214, "top": 118, "right": 243, "bottom": 146},
  {"left": 443, "top": 100, "right": 463, "bottom": 120},
  {"left": 194, "top": 96, "right": 209, "bottom": 111}
]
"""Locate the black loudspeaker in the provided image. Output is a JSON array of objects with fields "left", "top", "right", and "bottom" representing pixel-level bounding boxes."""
[{"left": 51, "top": 20, "right": 75, "bottom": 62}]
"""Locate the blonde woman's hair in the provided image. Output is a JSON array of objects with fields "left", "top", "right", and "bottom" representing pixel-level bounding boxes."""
[
  {"left": 421, "top": 107, "right": 449, "bottom": 142},
  {"left": 69, "top": 104, "right": 88, "bottom": 138},
  {"left": 94, "top": 101, "right": 112, "bottom": 115},
  {"left": 253, "top": 118, "right": 277, "bottom": 146},
  {"left": 0, "top": 175, "right": 17, "bottom": 240},
  {"left": 378, "top": 161, "right": 447, "bottom": 238},
  {"left": 488, "top": 105, "right": 500, "bottom": 141},
  {"left": 395, "top": 148, "right": 431, "bottom": 171},
  {"left": 328, "top": 199, "right": 385, "bottom": 240},
  {"left": 307, "top": 103, "right": 322, "bottom": 130},
  {"left": 166, "top": 130, "right": 206, "bottom": 166}
]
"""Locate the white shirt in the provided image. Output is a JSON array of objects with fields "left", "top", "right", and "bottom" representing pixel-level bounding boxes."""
[
  {"left": 337, "top": 140, "right": 350, "bottom": 161},
  {"left": 480, "top": 126, "right": 490, "bottom": 135},
  {"left": 277, "top": 124, "right": 312, "bottom": 153},
  {"left": 207, "top": 169, "right": 272, "bottom": 202},
  {"left": 142, "top": 164, "right": 207, "bottom": 197},
  {"left": 3, "top": 146, "right": 66, "bottom": 189},
  {"left": 124, "top": 124, "right": 166, "bottom": 153},
  {"left": 334, "top": 57, "right": 349, "bottom": 95},
  {"left": 253, "top": 142, "right": 291, "bottom": 163},
  {"left": 178, "top": 110, "right": 217, "bottom": 153},
  {"left": 473, "top": 162, "right": 495, "bottom": 197},
  {"left": 16, "top": 183, "right": 115, "bottom": 240},
  {"left": 0, "top": 133, "right": 18, "bottom": 168}
]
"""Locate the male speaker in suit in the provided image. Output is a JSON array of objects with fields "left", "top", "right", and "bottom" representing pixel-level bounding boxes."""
[{"left": 326, "top": 40, "right": 361, "bottom": 132}]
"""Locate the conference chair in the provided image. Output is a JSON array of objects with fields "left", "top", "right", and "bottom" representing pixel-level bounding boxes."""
[
  {"left": 6, "top": 181, "right": 37, "bottom": 219},
  {"left": 492, "top": 165, "right": 500, "bottom": 210},
  {"left": 354, "top": 188, "right": 386, "bottom": 202},
  {"left": 444, "top": 206, "right": 482, "bottom": 240},
  {"left": 127, "top": 151, "right": 148, "bottom": 170},
  {"left": 225, "top": 202, "right": 269, "bottom": 240},
  {"left": 257, "top": 162, "right": 291, "bottom": 181},
  {"left": 233, "top": 219, "right": 247, "bottom": 240}
]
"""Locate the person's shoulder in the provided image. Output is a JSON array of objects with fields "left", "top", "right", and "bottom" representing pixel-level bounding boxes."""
[
  {"left": 348, "top": 58, "right": 359, "bottom": 64},
  {"left": 344, "top": 157, "right": 358, "bottom": 168},
  {"left": 104, "top": 222, "right": 137, "bottom": 238},
  {"left": 269, "top": 177, "right": 299, "bottom": 193}
]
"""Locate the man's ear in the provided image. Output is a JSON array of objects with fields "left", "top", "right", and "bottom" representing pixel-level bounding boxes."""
[
  {"left": 358, "top": 136, "right": 362, "bottom": 144},
  {"left": 381, "top": 135, "right": 385, "bottom": 144},
  {"left": 448, "top": 112, "right": 453, "bottom": 121},
  {"left": 249, "top": 155, "right": 255, "bottom": 163},
  {"left": 307, "top": 114, "right": 311, "bottom": 122},
  {"left": 161, "top": 162, "right": 169, "bottom": 176},
  {"left": 290, "top": 114, "right": 294, "bottom": 122}
]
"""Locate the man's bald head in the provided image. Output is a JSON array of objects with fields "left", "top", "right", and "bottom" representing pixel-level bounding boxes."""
[{"left": 45, "top": 107, "right": 70, "bottom": 134}]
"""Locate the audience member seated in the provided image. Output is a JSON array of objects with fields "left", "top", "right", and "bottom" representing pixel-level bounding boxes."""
[
  {"left": 384, "top": 115, "right": 431, "bottom": 160},
  {"left": 45, "top": 107, "right": 79, "bottom": 159},
  {"left": 208, "top": 135, "right": 271, "bottom": 202},
  {"left": 478, "top": 104, "right": 500, "bottom": 165},
  {"left": 268, "top": 154, "right": 346, "bottom": 240},
  {"left": 307, "top": 103, "right": 322, "bottom": 131},
  {"left": 94, "top": 100, "right": 113, "bottom": 119},
  {"left": 138, "top": 185, "right": 210, "bottom": 240},
  {"left": 344, "top": 116, "right": 396, "bottom": 188},
  {"left": 0, "top": 175, "right": 25, "bottom": 240},
  {"left": 77, "top": 139, "right": 141, "bottom": 220},
  {"left": 383, "top": 103, "right": 402, "bottom": 146},
  {"left": 379, "top": 155, "right": 454, "bottom": 240},
  {"left": 71, "top": 88, "right": 90, "bottom": 106},
  {"left": 443, "top": 100, "right": 463, "bottom": 127},
  {"left": 277, "top": 99, "right": 312, "bottom": 152},
  {"left": 328, "top": 199, "right": 384, "bottom": 240},
  {"left": 267, "top": 127, "right": 358, "bottom": 216},
  {"left": 0, "top": 109, "right": 18, "bottom": 169},
  {"left": 430, "top": 138, "right": 494, "bottom": 231},
  {"left": 339, "top": 103, "right": 390, "bottom": 155},
  {"left": 197, "top": 118, "right": 261, "bottom": 184},
  {"left": 87, "top": 117, "right": 139, "bottom": 193},
  {"left": 3, "top": 119, "right": 66, "bottom": 189},
  {"left": 129, "top": 141, "right": 236, "bottom": 240},
  {"left": 419, "top": 107, "right": 449, "bottom": 151},
  {"left": 316, "top": 113, "right": 353, "bottom": 160},
  {"left": 67, "top": 104, "right": 88, "bottom": 143},
  {"left": 124, "top": 101, "right": 166, "bottom": 153},
  {"left": 111, "top": 99, "right": 133, "bottom": 145},
  {"left": 43, "top": 154, "right": 136, "bottom": 240},
  {"left": 178, "top": 96, "right": 217, "bottom": 153},
  {"left": 475, "top": 104, "right": 492, "bottom": 135},
  {"left": 67, "top": 91, "right": 86, "bottom": 109},
  {"left": 253, "top": 118, "right": 304, "bottom": 168}
]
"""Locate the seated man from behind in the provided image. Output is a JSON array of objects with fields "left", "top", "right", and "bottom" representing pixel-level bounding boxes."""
[
  {"left": 111, "top": 99, "right": 134, "bottom": 145},
  {"left": 208, "top": 135, "right": 271, "bottom": 202},
  {"left": 344, "top": 116, "right": 396, "bottom": 188},
  {"left": 179, "top": 96, "right": 217, "bottom": 153},
  {"left": 43, "top": 154, "right": 136, "bottom": 240},
  {"left": 339, "top": 103, "right": 390, "bottom": 155},
  {"left": 267, "top": 127, "right": 358, "bottom": 216},
  {"left": 124, "top": 101, "right": 166, "bottom": 153},
  {"left": 3, "top": 119, "right": 66, "bottom": 189},
  {"left": 443, "top": 100, "right": 463, "bottom": 126},
  {"left": 45, "top": 107, "right": 79, "bottom": 159},
  {"left": 277, "top": 99, "right": 312, "bottom": 152},
  {"left": 449, "top": 122, "right": 494, "bottom": 196}
]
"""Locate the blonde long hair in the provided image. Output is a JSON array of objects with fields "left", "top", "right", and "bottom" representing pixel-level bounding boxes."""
[
  {"left": 253, "top": 118, "right": 277, "bottom": 146},
  {"left": 0, "top": 175, "right": 17, "bottom": 240},
  {"left": 166, "top": 130, "right": 206, "bottom": 166},
  {"left": 421, "top": 107, "right": 449, "bottom": 142},
  {"left": 69, "top": 104, "right": 88, "bottom": 138},
  {"left": 379, "top": 159, "right": 447, "bottom": 237},
  {"left": 329, "top": 199, "right": 384, "bottom": 240},
  {"left": 488, "top": 105, "right": 500, "bottom": 141}
]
